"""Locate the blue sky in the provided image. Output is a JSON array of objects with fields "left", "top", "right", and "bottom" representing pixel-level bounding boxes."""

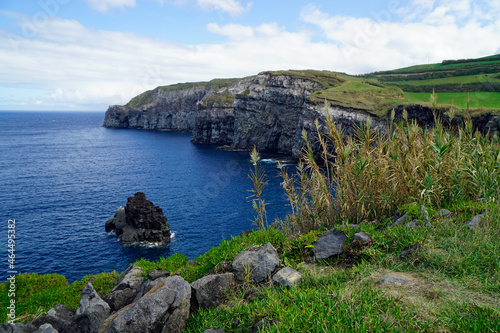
[{"left": 1, "top": 0, "right": 499, "bottom": 111}]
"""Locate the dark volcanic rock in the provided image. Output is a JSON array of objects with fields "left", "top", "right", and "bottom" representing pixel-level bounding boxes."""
[
  {"left": 33, "top": 304, "right": 75, "bottom": 332},
  {"left": 312, "top": 229, "right": 347, "bottom": 260},
  {"left": 103, "top": 264, "right": 144, "bottom": 313},
  {"left": 191, "top": 273, "right": 235, "bottom": 311},
  {"left": 105, "top": 192, "right": 170, "bottom": 244}
]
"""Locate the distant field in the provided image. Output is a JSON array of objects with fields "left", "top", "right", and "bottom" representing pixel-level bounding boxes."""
[
  {"left": 404, "top": 91, "right": 500, "bottom": 109},
  {"left": 395, "top": 74, "right": 500, "bottom": 86}
]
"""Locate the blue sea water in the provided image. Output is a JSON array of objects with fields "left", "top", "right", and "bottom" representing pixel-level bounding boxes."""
[{"left": 0, "top": 111, "right": 294, "bottom": 283}]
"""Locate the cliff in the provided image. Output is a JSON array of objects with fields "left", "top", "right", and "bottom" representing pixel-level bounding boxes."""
[{"left": 103, "top": 70, "right": 500, "bottom": 158}]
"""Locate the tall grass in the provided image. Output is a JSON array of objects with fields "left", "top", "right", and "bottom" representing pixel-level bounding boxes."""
[{"left": 280, "top": 103, "right": 500, "bottom": 233}]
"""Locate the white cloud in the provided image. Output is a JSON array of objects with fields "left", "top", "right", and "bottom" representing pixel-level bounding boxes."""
[
  {"left": 83, "top": 0, "right": 137, "bottom": 12},
  {"left": 1, "top": 0, "right": 500, "bottom": 110},
  {"left": 197, "top": 0, "right": 252, "bottom": 16}
]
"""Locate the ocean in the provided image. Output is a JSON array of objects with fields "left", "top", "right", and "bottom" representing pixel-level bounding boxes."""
[{"left": 0, "top": 111, "right": 293, "bottom": 283}]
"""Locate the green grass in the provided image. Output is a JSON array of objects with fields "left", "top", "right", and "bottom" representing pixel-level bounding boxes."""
[
  {"left": 404, "top": 91, "right": 500, "bottom": 109},
  {"left": 268, "top": 70, "right": 405, "bottom": 115},
  {"left": 0, "top": 271, "right": 118, "bottom": 323}
]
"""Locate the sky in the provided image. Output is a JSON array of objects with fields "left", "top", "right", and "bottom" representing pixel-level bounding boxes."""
[{"left": 1, "top": 0, "right": 499, "bottom": 111}]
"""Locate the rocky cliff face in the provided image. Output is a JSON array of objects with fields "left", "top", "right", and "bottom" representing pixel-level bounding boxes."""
[
  {"left": 230, "top": 72, "right": 323, "bottom": 154},
  {"left": 103, "top": 85, "right": 207, "bottom": 130},
  {"left": 104, "top": 71, "right": 497, "bottom": 159}
]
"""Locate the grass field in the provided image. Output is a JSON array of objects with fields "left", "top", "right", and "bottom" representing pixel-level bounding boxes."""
[{"left": 404, "top": 91, "right": 500, "bottom": 109}]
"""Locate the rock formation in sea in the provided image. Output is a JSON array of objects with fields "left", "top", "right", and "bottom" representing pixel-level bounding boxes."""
[{"left": 105, "top": 192, "right": 171, "bottom": 244}]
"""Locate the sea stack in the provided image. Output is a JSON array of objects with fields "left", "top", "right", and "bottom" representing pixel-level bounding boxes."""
[{"left": 105, "top": 192, "right": 171, "bottom": 244}]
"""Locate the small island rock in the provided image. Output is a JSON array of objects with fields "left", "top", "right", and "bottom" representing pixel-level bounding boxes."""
[{"left": 105, "top": 192, "right": 171, "bottom": 244}]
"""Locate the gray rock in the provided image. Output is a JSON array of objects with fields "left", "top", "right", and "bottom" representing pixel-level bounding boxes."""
[
  {"left": 105, "top": 275, "right": 191, "bottom": 333},
  {"left": 33, "top": 304, "right": 75, "bottom": 332},
  {"left": 353, "top": 231, "right": 371, "bottom": 244},
  {"left": 232, "top": 243, "right": 279, "bottom": 283},
  {"left": 69, "top": 282, "right": 110, "bottom": 333},
  {"left": 436, "top": 209, "right": 452, "bottom": 217},
  {"left": 312, "top": 229, "right": 347, "bottom": 260},
  {"left": 406, "top": 220, "right": 419, "bottom": 229},
  {"left": 394, "top": 213, "right": 411, "bottom": 226},
  {"left": 272, "top": 267, "right": 302, "bottom": 287},
  {"left": 397, "top": 244, "right": 421, "bottom": 260},
  {"left": 187, "top": 260, "right": 199, "bottom": 266},
  {"left": 191, "top": 273, "right": 235, "bottom": 310},
  {"left": 466, "top": 214, "right": 483, "bottom": 228},
  {"left": 103, "top": 264, "right": 144, "bottom": 312},
  {"left": 36, "top": 323, "right": 58, "bottom": 333},
  {"left": 148, "top": 269, "right": 170, "bottom": 281},
  {"left": 0, "top": 323, "right": 37, "bottom": 333},
  {"left": 203, "top": 329, "right": 225, "bottom": 333},
  {"left": 419, "top": 205, "right": 430, "bottom": 224},
  {"left": 377, "top": 274, "right": 412, "bottom": 285}
]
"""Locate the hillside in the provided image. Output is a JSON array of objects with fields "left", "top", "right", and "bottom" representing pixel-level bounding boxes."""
[{"left": 362, "top": 54, "right": 500, "bottom": 111}]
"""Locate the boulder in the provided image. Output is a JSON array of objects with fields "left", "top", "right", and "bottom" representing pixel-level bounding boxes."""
[
  {"left": 466, "top": 214, "right": 483, "bottom": 228},
  {"left": 33, "top": 304, "right": 75, "bottom": 332},
  {"left": 436, "top": 209, "right": 452, "bottom": 217},
  {"left": 105, "top": 192, "right": 171, "bottom": 244},
  {"left": 272, "top": 267, "right": 302, "bottom": 287},
  {"left": 353, "top": 231, "right": 371, "bottom": 244},
  {"left": 232, "top": 243, "right": 279, "bottom": 283},
  {"left": 191, "top": 273, "right": 235, "bottom": 311},
  {"left": 105, "top": 275, "right": 191, "bottom": 333},
  {"left": 148, "top": 269, "right": 170, "bottom": 281},
  {"left": 377, "top": 274, "right": 412, "bottom": 286},
  {"left": 394, "top": 213, "right": 411, "bottom": 226},
  {"left": 68, "top": 282, "right": 110, "bottom": 333},
  {"left": 312, "top": 229, "right": 347, "bottom": 260},
  {"left": 36, "top": 324, "right": 58, "bottom": 333},
  {"left": 419, "top": 205, "right": 431, "bottom": 226},
  {"left": 397, "top": 244, "right": 421, "bottom": 260},
  {"left": 0, "top": 323, "right": 37, "bottom": 333},
  {"left": 103, "top": 264, "right": 144, "bottom": 313}
]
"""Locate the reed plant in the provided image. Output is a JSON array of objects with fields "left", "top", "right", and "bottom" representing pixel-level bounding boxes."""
[
  {"left": 248, "top": 146, "right": 268, "bottom": 229},
  {"left": 279, "top": 102, "right": 500, "bottom": 233}
]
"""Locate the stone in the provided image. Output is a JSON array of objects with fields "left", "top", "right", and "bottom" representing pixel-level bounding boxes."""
[
  {"left": 187, "top": 260, "right": 199, "bottom": 266},
  {"left": 419, "top": 205, "right": 430, "bottom": 224},
  {"left": 105, "top": 275, "right": 191, "bottom": 333},
  {"left": 312, "top": 229, "right": 347, "bottom": 260},
  {"left": 406, "top": 220, "right": 419, "bottom": 229},
  {"left": 394, "top": 213, "right": 411, "bottom": 226},
  {"left": 466, "top": 214, "right": 483, "bottom": 228},
  {"left": 0, "top": 323, "right": 37, "bottom": 333},
  {"left": 105, "top": 192, "right": 171, "bottom": 244},
  {"left": 232, "top": 243, "right": 279, "bottom": 283},
  {"left": 272, "top": 267, "right": 302, "bottom": 287},
  {"left": 203, "top": 329, "right": 225, "bottom": 333},
  {"left": 36, "top": 324, "right": 58, "bottom": 333},
  {"left": 33, "top": 304, "right": 75, "bottom": 332},
  {"left": 191, "top": 273, "right": 235, "bottom": 311},
  {"left": 377, "top": 274, "right": 412, "bottom": 285},
  {"left": 352, "top": 231, "right": 371, "bottom": 244},
  {"left": 103, "top": 265, "right": 144, "bottom": 312},
  {"left": 148, "top": 269, "right": 170, "bottom": 281},
  {"left": 68, "top": 282, "right": 110, "bottom": 333},
  {"left": 436, "top": 209, "right": 452, "bottom": 217},
  {"left": 239, "top": 230, "right": 253, "bottom": 237},
  {"left": 397, "top": 244, "right": 421, "bottom": 260}
]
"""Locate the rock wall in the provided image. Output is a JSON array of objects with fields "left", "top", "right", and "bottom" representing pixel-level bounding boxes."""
[{"left": 231, "top": 72, "right": 323, "bottom": 154}]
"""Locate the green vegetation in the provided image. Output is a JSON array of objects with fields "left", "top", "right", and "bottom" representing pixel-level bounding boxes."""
[
  {"left": 0, "top": 271, "right": 118, "bottom": 323},
  {"left": 201, "top": 91, "right": 236, "bottom": 107},
  {"left": 269, "top": 70, "right": 405, "bottom": 115},
  {"left": 126, "top": 78, "right": 244, "bottom": 108},
  {"left": 404, "top": 91, "right": 500, "bottom": 110}
]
